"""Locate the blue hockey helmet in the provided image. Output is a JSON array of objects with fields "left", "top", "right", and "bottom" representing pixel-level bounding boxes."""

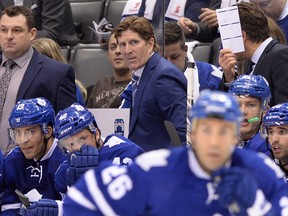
[
  {"left": 228, "top": 74, "right": 271, "bottom": 108},
  {"left": 9, "top": 97, "right": 55, "bottom": 133},
  {"left": 263, "top": 103, "right": 288, "bottom": 128},
  {"left": 190, "top": 90, "right": 243, "bottom": 129},
  {"left": 54, "top": 103, "right": 98, "bottom": 140}
]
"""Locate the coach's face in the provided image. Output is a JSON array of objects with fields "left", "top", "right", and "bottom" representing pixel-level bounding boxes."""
[
  {"left": 117, "top": 30, "right": 154, "bottom": 71},
  {"left": 0, "top": 14, "right": 36, "bottom": 60}
]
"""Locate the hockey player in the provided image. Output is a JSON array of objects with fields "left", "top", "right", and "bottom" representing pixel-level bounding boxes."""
[
  {"left": 63, "top": 90, "right": 288, "bottom": 215},
  {"left": 53, "top": 102, "right": 144, "bottom": 195},
  {"left": 19, "top": 103, "right": 144, "bottom": 216},
  {"left": 228, "top": 74, "right": 271, "bottom": 156},
  {"left": 1, "top": 98, "right": 67, "bottom": 215},
  {"left": 263, "top": 103, "right": 288, "bottom": 182}
]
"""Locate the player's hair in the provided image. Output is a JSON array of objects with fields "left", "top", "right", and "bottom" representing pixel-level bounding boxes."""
[{"left": 164, "top": 21, "right": 186, "bottom": 49}]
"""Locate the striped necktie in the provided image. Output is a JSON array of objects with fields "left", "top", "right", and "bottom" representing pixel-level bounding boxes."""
[
  {"left": 131, "top": 73, "right": 140, "bottom": 107},
  {"left": 0, "top": 60, "right": 16, "bottom": 121}
]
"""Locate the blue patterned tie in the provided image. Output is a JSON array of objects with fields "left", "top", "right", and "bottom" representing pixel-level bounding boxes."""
[
  {"left": 131, "top": 73, "right": 139, "bottom": 107},
  {"left": 0, "top": 60, "right": 16, "bottom": 121}
]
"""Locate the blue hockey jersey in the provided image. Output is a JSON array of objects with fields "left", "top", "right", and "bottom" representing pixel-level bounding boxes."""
[
  {"left": 54, "top": 134, "right": 144, "bottom": 195},
  {"left": 63, "top": 147, "right": 288, "bottom": 216},
  {"left": 1, "top": 140, "right": 67, "bottom": 215},
  {"left": 237, "top": 132, "right": 271, "bottom": 157}
]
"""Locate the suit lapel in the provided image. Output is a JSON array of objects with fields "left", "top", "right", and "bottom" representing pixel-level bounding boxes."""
[
  {"left": 129, "top": 53, "right": 161, "bottom": 132},
  {"left": 253, "top": 40, "right": 278, "bottom": 75},
  {"left": 16, "top": 50, "right": 43, "bottom": 101}
]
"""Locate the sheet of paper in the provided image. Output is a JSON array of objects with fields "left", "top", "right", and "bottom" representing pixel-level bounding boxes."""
[{"left": 216, "top": 6, "right": 245, "bottom": 53}]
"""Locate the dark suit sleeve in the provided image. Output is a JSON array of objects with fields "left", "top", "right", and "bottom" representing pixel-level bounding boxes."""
[
  {"left": 267, "top": 46, "right": 288, "bottom": 105},
  {"left": 184, "top": 0, "right": 221, "bottom": 23},
  {"left": 155, "top": 67, "right": 187, "bottom": 145},
  {"left": 35, "top": 0, "right": 65, "bottom": 40},
  {"left": 56, "top": 65, "right": 77, "bottom": 112},
  {"left": 189, "top": 23, "right": 219, "bottom": 43},
  {"left": 186, "top": 0, "right": 220, "bottom": 42},
  {"left": 210, "top": 0, "right": 221, "bottom": 9}
]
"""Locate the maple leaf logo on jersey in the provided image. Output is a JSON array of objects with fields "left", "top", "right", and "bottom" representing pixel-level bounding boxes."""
[{"left": 27, "top": 165, "right": 43, "bottom": 183}]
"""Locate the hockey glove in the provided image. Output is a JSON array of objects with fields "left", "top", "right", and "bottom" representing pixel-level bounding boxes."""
[
  {"left": 66, "top": 144, "right": 100, "bottom": 186},
  {"left": 19, "top": 199, "right": 58, "bottom": 216},
  {"left": 212, "top": 167, "right": 271, "bottom": 215}
]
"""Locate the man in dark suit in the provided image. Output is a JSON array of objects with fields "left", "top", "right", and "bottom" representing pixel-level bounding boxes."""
[
  {"left": 114, "top": 16, "right": 187, "bottom": 152},
  {"left": 0, "top": 5, "right": 77, "bottom": 153},
  {"left": 0, "top": 0, "right": 78, "bottom": 45},
  {"left": 219, "top": 2, "right": 288, "bottom": 106}
]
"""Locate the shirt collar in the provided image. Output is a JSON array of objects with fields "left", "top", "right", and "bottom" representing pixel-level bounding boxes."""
[
  {"left": 133, "top": 52, "right": 155, "bottom": 78},
  {"left": 1, "top": 47, "right": 34, "bottom": 68},
  {"left": 279, "top": 0, "right": 288, "bottom": 21},
  {"left": 251, "top": 37, "right": 273, "bottom": 64}
]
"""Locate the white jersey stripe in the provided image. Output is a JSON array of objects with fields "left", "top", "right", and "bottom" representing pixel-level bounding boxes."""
[
  {"left": 2, "top": 202, "right": 21, "bottom": 211},
  {"left": 67, "top": 186, "right": 96, "bottom": 211},
  {"left": 85, "top": 169, "right": 118, "bottom": 216}
]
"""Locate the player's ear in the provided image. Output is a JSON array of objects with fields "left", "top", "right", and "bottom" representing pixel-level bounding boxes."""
[{"left": 45, "top": 126, "right": 53, "bottom": 139}]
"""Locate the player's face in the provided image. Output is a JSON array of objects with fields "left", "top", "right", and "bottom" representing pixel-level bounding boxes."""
[
  {"left": 267, "top": 125, "right": 288, "bottom": 163},
  {"left": 164, "top": 42, "right": 186, "bottom": 71},
  {"left": 117, "top": 30, "right": 154, "bottom": 71},
  {"left": 191, "top": 118, "right": 237, "bottom": 175},
  {"left": 12, "top": 125, "right": 46, "bottom": 160},
  {"left": 236, "top": 96, "right": 262, "bottom": 141},
  {"left": 108, "top": 34, "right": 130, "bottom": 74},
  {"left": 0, "top": 14, "right": 36, "bottom": 60},
  {"left": 59, "top": 128, "right": 96, "bottom": 153},
  {"left": 250, "top": 0, "right": 284, "bottom": 20}
]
